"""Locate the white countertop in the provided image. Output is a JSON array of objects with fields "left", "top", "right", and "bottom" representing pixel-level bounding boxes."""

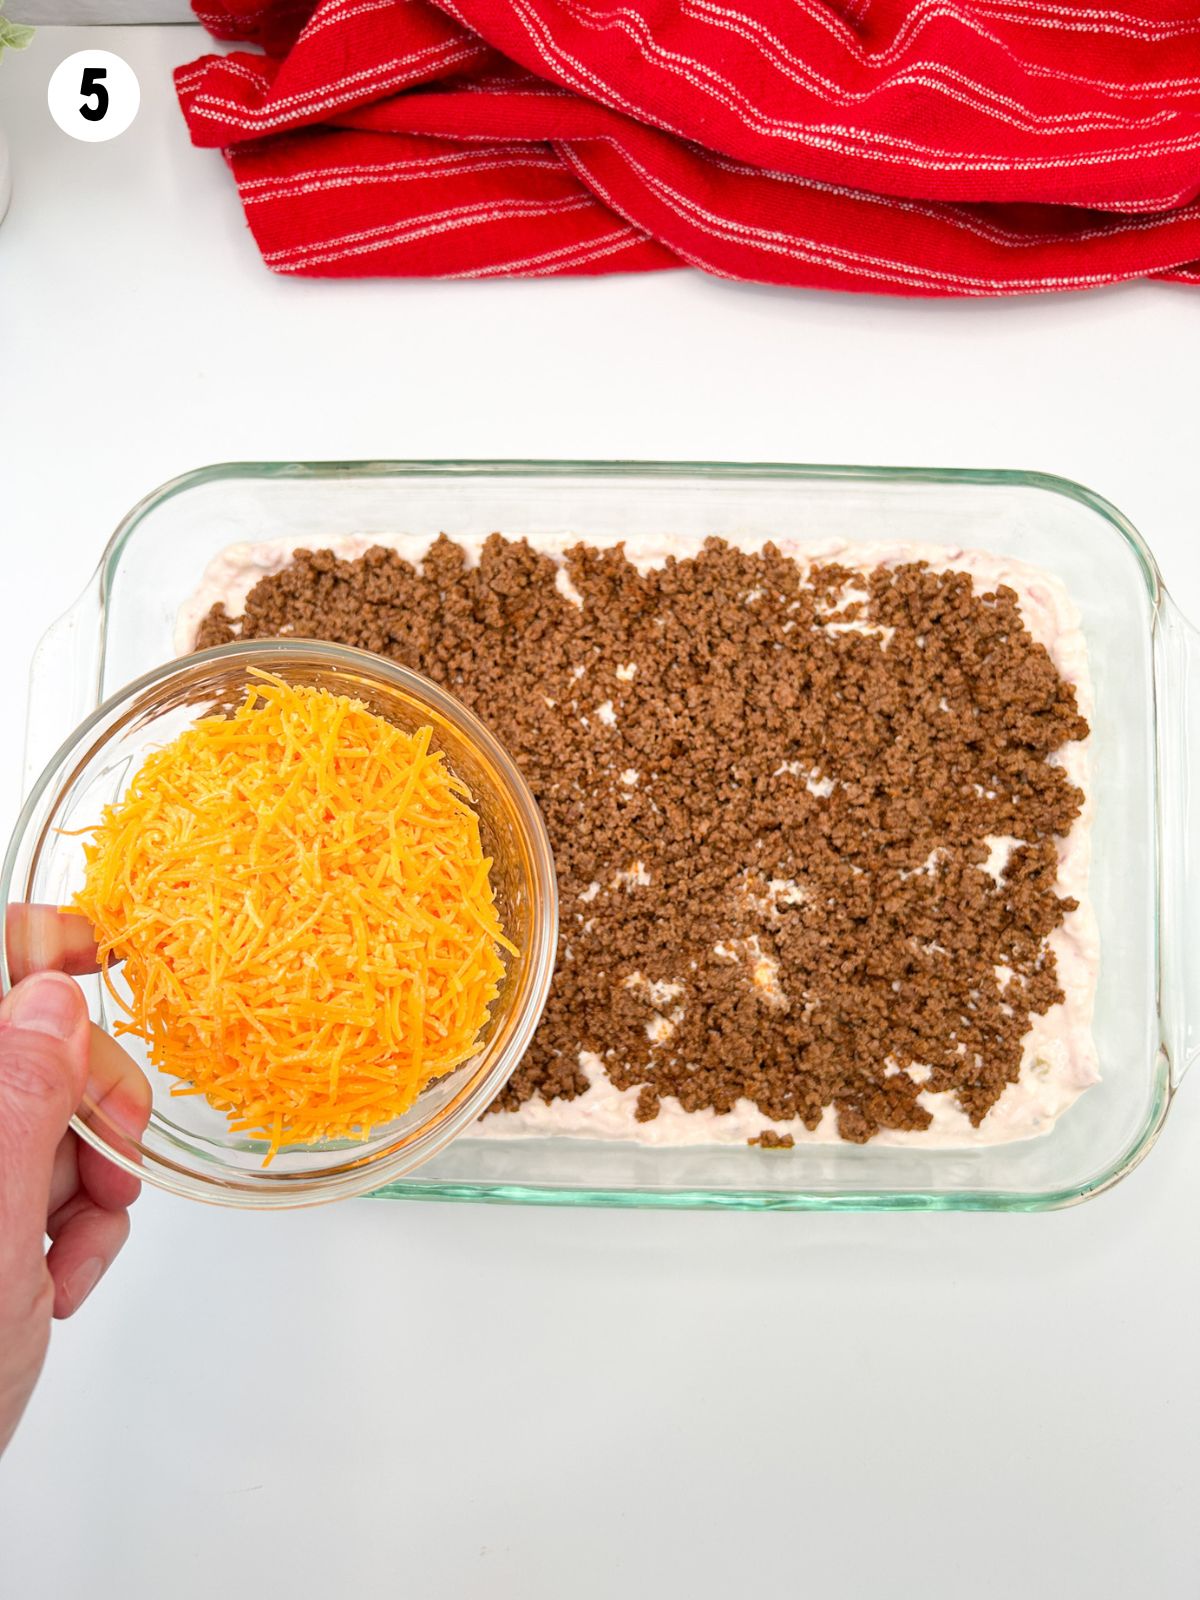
[{"left": 3, "top": 26, "right": 1200, "bottom": 1600}]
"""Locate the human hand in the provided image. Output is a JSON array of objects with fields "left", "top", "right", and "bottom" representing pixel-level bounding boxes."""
[{"left": 0, "top": 907, "right": 150, "bottom": 1456}]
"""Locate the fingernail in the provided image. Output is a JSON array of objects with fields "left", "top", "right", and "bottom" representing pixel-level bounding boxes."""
[
  {"left": 3, "top": 972, "right": 85, "bottom": 1040},
  {"left": 65, "top": 1257, "right": 104, "bottom": 1313}
]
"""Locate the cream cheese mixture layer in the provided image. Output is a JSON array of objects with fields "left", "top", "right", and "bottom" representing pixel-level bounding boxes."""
[{"left": 179, "top": 531, "right": 1099, "bottom": 1149}]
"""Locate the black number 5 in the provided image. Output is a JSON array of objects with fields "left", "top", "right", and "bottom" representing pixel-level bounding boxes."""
[{"left": 79, "top": 66, "right": 108, "bottom": 122}]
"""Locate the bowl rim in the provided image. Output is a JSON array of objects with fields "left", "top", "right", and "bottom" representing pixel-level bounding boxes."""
[{"left": 1, "top": 638, "right": 559, "bottom": 1208}]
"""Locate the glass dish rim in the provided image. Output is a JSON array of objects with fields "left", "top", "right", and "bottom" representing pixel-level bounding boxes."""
[
  {"left": 61, "top": 459, "right": 1181, "bottom": 1210},
  {"left": 96, "top": 455, "right": 1165, "bottom": 610},
  {"left": 2, "top": 637, "right": 560, "bottom": 1208}
]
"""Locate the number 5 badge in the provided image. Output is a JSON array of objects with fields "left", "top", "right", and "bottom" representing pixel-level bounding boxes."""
[{"left": 48, "top": 51, "right": 139, "bottom": 142}]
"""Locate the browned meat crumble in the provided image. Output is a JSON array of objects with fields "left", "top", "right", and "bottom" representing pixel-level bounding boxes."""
[{"left": 197, "top": 536, "right": 1088, "bottom": 1144}]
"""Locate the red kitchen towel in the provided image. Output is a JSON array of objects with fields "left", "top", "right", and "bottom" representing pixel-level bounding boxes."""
[{"left": 175, "top": 0, "right": 1200, "bottom": 292}]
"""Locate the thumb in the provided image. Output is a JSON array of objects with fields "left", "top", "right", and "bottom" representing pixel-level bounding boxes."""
[{"left": 0, "top": 973, "right": 91, "bottom": 1283}]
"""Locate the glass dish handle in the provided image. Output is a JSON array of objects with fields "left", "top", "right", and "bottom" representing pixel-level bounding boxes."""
[
  {"left": 1158, "top": 594, "right": 1200, "bottom": 1087},
  {"left": 22, "top": 585, "right": 103, "bottom": 801}
]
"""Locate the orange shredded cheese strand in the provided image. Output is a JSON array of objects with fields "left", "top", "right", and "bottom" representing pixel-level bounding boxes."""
[{"left": 72, "top": 675, "right": 515, "bottom": 1162}]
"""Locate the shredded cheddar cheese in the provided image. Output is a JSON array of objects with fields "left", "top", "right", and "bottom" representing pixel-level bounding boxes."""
[{"left": 72, "top": 674, "right": 516, "bottom": 1161}]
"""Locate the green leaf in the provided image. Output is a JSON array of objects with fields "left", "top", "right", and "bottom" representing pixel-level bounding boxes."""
[{"left": 0, "top": 17, "right": 35, "bottom": 49}]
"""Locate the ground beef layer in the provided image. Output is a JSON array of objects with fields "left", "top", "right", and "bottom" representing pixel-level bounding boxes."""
[{"left": 197, "top": 536, "right": 1089, "bottom": 1143}]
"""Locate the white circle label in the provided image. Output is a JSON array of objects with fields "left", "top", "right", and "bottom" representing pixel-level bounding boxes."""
[{"left": 48, "top": 51, "right": 140, "bottom": 143}]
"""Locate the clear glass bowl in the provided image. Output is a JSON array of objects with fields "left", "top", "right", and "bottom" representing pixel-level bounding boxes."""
[
  {"left": 2, "top": 640, "right": 558, "bottom": 1207},
  {"left": 14, "top": 459, "right": 1200, "bottom": 1210}
]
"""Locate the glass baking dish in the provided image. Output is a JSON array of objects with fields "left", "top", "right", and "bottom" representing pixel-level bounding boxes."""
[{"left": 19, "top": 461, "right": 1200, "bottom": 1211}]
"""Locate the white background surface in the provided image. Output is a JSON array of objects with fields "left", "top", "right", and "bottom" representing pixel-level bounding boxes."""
[
  {"left": 3, "top": 26, "right": 1200, "bottom": 1599},
  {"left": 14, "top": 2, "right": 189, "bottom": 22}
]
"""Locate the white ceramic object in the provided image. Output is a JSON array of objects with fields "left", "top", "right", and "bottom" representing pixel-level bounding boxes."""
[{"left": 0, "top": 123, "right": 11, "bottom": 224}]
